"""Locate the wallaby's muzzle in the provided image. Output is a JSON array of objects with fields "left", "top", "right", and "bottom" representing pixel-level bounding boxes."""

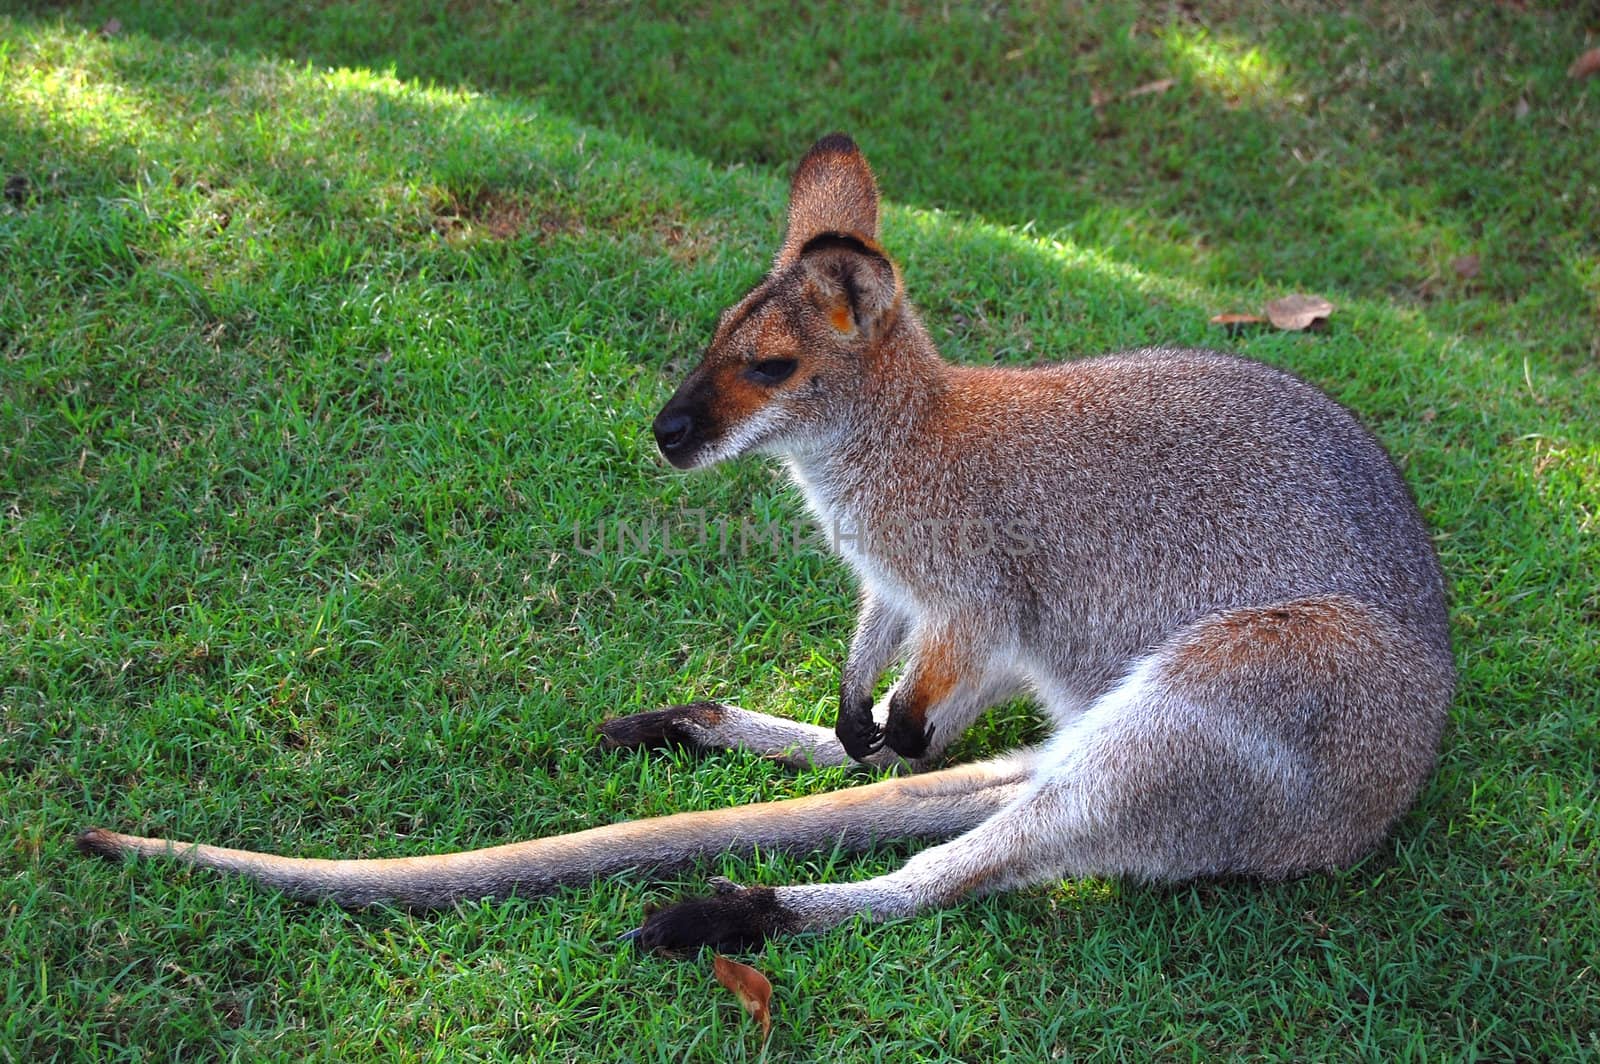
[
  {"left": 653, "top": 362, "right": 715, "bottom": 467},
  {"left": 652, "top": 406, "right": 697, "bottom": 466},
  {"left": 653, "top": 356, "right": 756, "bottom": 469}
]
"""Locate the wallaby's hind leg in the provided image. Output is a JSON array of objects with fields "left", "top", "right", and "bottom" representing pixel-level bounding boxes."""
[
  {"left": 600, "top": 702, "right": 914, "bottom": 770},
  {"left": 633, "top": 596, "right": 1453, "bottom": 951}
]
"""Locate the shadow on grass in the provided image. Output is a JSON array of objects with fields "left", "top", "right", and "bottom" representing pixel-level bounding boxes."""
[
  {"left": 9, "top": 10, "right": 1582, "bottom": 385},
  {"left": 10, "top": 0, "right": 1598, "bottom": 322}
]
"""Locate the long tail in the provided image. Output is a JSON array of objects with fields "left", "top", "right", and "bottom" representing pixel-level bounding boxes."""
[{"left": 76, "top": 754, "right": 1033, "bottom": 909}]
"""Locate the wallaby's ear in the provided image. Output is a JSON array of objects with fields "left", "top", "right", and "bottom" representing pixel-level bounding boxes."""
[
  {"left": 799, "top": 237, "right": 901, "bottom": 341},
  {"left": 777, "top": 134, "right": 881, "bottom": 266}
]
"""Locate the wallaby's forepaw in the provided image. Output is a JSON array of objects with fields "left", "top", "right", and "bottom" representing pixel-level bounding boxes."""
[
  {"left": 626, "top": 885, "right": 798, "bottom": 954},
  {"left": 836, "top": 690, "right": 883, "bottom": 762},
  {"left": 880, "top": 684, "right": 938, "bottom": 759},
  {"left": 883, "top": 713, "right": 934, "bottom": 761},
  {"left": 597, "top": 702, "right": 729, "bottom": 752}
]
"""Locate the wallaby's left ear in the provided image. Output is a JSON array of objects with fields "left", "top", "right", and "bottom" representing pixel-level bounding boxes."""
[{"left": 777, "top": 133, "right": 880, "bottom": 265}]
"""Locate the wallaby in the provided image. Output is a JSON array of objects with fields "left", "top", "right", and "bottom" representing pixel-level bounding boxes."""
[{"left": 79, "top": 134, "right": 1454, "bottom": 953}]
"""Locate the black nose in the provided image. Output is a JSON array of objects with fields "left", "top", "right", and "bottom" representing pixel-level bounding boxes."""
[{"left": 652, "top": 410, "right": 693, "bottom": 454}]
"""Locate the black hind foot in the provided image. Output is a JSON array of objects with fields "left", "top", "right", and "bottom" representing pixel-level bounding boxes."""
[
  {"left": 625, "top": 883, "right": 799, "bottom": 954},
  {"left": 598, "top": 702, "right": 730, "bottom": 752}
]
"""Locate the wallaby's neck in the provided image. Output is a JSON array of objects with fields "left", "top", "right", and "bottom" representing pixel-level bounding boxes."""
[{"left": 780, "top": 307, "right": 948, "bottom": 528}]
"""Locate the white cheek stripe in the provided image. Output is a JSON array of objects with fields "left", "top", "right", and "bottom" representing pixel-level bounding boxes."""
[{"left": 689, "top": 406, "right": 788, "bottom": 468}]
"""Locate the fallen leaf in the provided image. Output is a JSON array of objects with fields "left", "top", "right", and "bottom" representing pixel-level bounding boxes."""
[
  {"left": 1568, "top": 48, "right": 1600, "bottom": 79},
  {"left": 713, "top": 953, "right": 772, "bottom": 1041},
  {"left": 1264, "top": 294, "right": 1335, "bottom": 331},
  {"left": 1514, "top": 96, "right": 1530, "bottom": 121},
  {"left": 99, "top": 17, "right": 122, "bottom": 37},
  {"left": 1209, "top": 312, "right": 1265, "bottom": 326},
  {"left": 1451, "top": 254, "right": 1480, "bottom": 279},
  {"left": 1126, "top": 78, "right": 1176, "bottom": 99},
  {"left": 1089, "top": 87, "right": 1113, "bottom": 108}
]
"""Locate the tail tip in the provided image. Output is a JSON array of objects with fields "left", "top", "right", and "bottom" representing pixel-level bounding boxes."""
[{"left": 77, "top": 827, "right": 125, "bottom": 860}]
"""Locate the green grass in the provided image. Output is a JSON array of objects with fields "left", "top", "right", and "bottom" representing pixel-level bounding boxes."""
[{"left": 2, "top": 2, "right": 1596, "bottom": 1059}]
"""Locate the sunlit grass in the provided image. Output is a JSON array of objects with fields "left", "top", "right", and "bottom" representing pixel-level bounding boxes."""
[{"left": 1164, "top": 28, "right": 1294, "bottom": 109}]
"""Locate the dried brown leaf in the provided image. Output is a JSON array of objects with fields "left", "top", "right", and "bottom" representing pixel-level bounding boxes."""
[
  {"left": 713, "top": 953, "right": 772, "bottom": 1041},
  {"left": 1568, "top": 48, "right": 1600, "bottom": 79},
  {"left": 1264, "top": 294, "right": 1334, "bottom": 332},
  {"left": 99, "top": 17, "right": 122, "bottom": 37},
  {"left": 1451, "top": 254, "right": 1480, "bottom": 279},
  {"left": 1126, "top": 78, "right": 1176, "bottom": 99}
]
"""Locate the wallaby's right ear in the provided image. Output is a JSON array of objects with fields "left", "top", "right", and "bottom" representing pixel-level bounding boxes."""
[{"left": 777, "top": 134, "right": 881, "bottom": 266}]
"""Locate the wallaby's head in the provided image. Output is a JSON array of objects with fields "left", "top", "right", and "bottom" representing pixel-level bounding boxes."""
[{"left": 653, "top": 134, "right": 905, "bottom": 469}]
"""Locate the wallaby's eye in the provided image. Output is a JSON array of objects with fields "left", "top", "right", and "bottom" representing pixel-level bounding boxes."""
[{"left": 746, "top": 358, "right": 798, "bottom": 386}]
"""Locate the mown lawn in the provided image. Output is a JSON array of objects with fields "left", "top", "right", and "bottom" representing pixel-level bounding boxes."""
[{"left": 2, "top": 3, "right": 1596, "bottom": 1060}]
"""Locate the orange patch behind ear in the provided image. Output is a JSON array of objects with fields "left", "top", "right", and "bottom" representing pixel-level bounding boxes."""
[{"left": 829, "top": 304, "right": 854, "bottom": 333}]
